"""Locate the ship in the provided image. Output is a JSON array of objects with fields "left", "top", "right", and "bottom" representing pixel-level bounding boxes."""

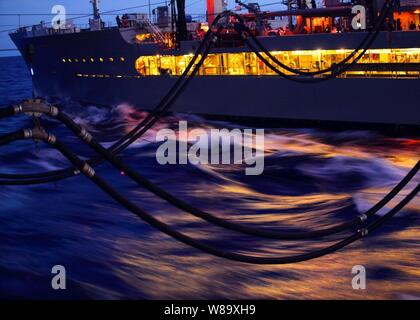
[{"left": 8, "top": 0, "right": 420, "bottom": 128}]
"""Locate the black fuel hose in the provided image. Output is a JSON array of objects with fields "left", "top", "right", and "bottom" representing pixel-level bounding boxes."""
[
  {"left": 40, "top": 111, "right": 420, "bottom": 239},
  {"left": 0, "top": 14, "right": 227, "bottom": 184},
  {"left": 111, "top": 27, "right": 224, "bottom": 154},
  {"left": 241, "top": 25, "right": 378, "bottom": 84},
  {"left": 233, "top": 0, "right": 394, "bottom": 82},
  {"left": 1, "top": 116, "right": 419, "bottom": 241},
  {"left": 234, "top": 0, "right": 394, "bottom": 77},
  {"left": 0, "top": 31, "right": 218, "bottom": 183},
  {"left": 0, "top": 130, "right": 25, "bottom": 147},
  {"left": 239, "top": 4, "right": 393, "bottom": 84},
  {"left": 0, "top": 3, "right": 397, "bottom": 181},
  {"left": 2, "top": 128, "right": 418, "bottom": 264},
  {"left": 0, "top": 105, "right": 15, "bottom": 119}
]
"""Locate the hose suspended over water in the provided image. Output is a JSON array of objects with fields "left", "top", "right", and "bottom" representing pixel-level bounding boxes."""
[
  {"left": 1, "top": 103, "right": 419, "bottom": 240},
  {"left": 0, "top": 128, "right": 418, "bottom": 264},
  {"left": 233, "top": 0, "right": 394, "bottom": 83},
  {"left": 233, "top": 0, "right": 394, "bottom": 77},
  {"left": 0, "top": 3, "right": 418, "bottom": 262},
  {"left": 0, "top": 4, "right": 417, "bottom": 242},
  {"left": 0, "top": 13, "right": 228, "bottom": 184}
]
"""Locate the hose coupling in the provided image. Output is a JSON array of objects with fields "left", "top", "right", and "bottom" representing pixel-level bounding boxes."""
[
  {"left": 45, "top": 134, "right": 57, "bottom": 145},
  {"left": 358, "top": 213, "right": 368, "bottom": 223},
  {"left": 13, "top": 105, "right": 23, "bottom": 114},
  {"left": 79, "top": 128, "right": 93, "bottom": 143},
  {"left": 23, "top": 129, "right": 33, "bottom": 139},
  {"left": 358, "top": 228, "right": 369, "bottom": 237},
  {"left": 81, "top": 163, "right": 95, "bottom": 178},
  {"left": 48, "top": 105, "right": 59, "bottom": 117}
]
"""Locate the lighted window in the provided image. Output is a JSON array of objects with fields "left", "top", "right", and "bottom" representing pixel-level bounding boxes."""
[
  {"left": 160, "top": 56, "right": 175, "bottom": 75},
  {"left": 120, "top": 57, "right": 125, "bottom": 62},
  {"left": 68, "top": 59, "right": 72, "bottom": 63},
  {"left": 175, "top": 56, "right": 188, "bottom": 75},
  {"left": 223, "top": 53, "right": 244, "bottom": 75},
  {"left": 74, "top": 58, "right": 79, "bottom": 63},
  {"left": 90, "top": 58, "right": 95, "bottom": 62},
  {"left": 135, "top": 56, "right": 159, "bottom": 76},
  {"left": 244, "top": 53, "right": 258, "bottom": 75},
  {"left": 134, "top": 48, "right": 420, "bottom": 78},
  {"left": 82, "top": 58, "right": 87, "bottom": 63},
  {"left": 99, "top": 58, "right": 104, "bottom": 62},
  {"left": 62, "top": 59, "right": 66, "bottom": 63},
  {"left": 109, "top": 58, "right": 114, "bottom": 62},
  {"left": 202, "top": 54, "right": 219, "bottom": 75}
]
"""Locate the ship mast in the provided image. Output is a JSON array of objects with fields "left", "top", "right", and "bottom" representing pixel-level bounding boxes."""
[
  {"left": 175, "top": 0, "right": 188, "bottom": 42},
  {"left": 287, "top": 0, "right": 293, "bottom": 29},
  {"left": 90, "top": 0, "right": 101, "bottom": 20}
]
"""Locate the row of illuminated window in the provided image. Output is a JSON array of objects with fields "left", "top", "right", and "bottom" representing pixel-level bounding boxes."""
[
  {"left": 62, "top": 57, "right": 126, "bottom": 63},
  {"left": 134, "top": 48, "right": 420, "bottom": 76}
]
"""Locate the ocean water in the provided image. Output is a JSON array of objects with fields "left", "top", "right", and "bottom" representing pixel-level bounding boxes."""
[{"left": 0, "top": 56, "right": 419, "bottom": 299}]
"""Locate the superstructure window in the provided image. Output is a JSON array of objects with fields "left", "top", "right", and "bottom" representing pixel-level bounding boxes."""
[
  {"left": 223, "top": 53, "right": 245, "bottom": 75},
  {"left": 160, "top": 56, "right": 175, "bottom": 75},
  {"left": 134, "top": 49, "right": 420, "bottom": 78},
  {"left": 202, "top": 54, "right": 219, "bottom": 75}
]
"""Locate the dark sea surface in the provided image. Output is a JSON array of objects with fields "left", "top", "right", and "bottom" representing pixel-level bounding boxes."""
[{"left": 0, "top": 56, "right": 419, "bottom": 299}]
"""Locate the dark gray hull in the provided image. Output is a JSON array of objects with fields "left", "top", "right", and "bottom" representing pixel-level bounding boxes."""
[{"left": 10, "top": 28, "right": 420, "bottom": 127}]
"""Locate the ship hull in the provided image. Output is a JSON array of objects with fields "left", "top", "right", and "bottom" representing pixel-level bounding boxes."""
[
  {"left": 35, "top": 75, "right": 420, "bottom": 127},
  {"left": 10, "top": 28, "right": 420, "bottom": 127}
]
